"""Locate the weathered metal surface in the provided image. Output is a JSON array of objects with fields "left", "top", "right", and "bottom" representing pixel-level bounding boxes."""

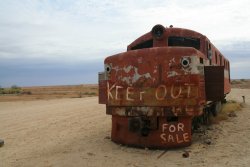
[
  {"left": 107, "top": 106, "right": 203, "bottom": 117},
  {"left": 102, "top": 47, "right": 206, "bottom": 115},
  {"left": 204, "top": 66, "right": 224, "bottom": 101},
  {"left": 98, "top": 24, "right": 231, "bottom": 149},
  {"left": 111, "top": 115, "right": 192, "bottom": 148},
  {"left": 98, "top": 72, "right": 107, "bottom": 104},
  {"left": 127, "top": 27, "right": 206, "bottom": 52},
  {"left": 106, "top": 82, "right": 200, "bottom": 106}
]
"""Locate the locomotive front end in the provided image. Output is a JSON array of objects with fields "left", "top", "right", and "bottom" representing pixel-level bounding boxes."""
[{"left": 99, "top": 24, "right": 207, "bottom": 148}]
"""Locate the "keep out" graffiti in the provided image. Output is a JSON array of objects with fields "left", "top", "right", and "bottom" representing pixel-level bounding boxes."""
[{"left": 107, "top": 82, "right": 198, "bottom": 102}]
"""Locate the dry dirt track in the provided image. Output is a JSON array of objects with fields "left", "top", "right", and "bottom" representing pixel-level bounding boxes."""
[{"left": 1, "top": 89, "right": 250, "bottom": 167}]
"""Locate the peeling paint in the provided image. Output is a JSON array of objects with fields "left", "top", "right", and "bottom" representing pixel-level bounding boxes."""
[
  {"left": 167, "top": 71, "right": 179, "bottom": 77},
  {"left": 168, "top": 57, "right": 176, "bottom": 67},
  {"left": 114, "top": 108, "right": 126, "bottom": 116},
  {"left": 124, "top": 65, "right": 133, "bottom": 73},
  {"left": 121, "top": 66, "right": 152, "bottom": 84}
]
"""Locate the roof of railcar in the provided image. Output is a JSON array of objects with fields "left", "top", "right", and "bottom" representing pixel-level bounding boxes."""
[
  {"left": 127, "top": 27, "right": 205, "bottom": 50},
  {"left": 127, "top": 26, "right": 229, "bottom": 62}
]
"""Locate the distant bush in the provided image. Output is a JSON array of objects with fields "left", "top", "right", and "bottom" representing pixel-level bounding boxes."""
[
  {"left": 0, "top": 87, "right": 4, "bottom": 94},
  {"left": 11, "top": 85, "right": 20, "bottom": 89},
  {"left": 21, "top": 91, "right": 32, "bottom": 95},
  {"left": 85, "top": 92, "right": 97, "bottom": 96},
  {"left": 78, "top": 92, "right": 97, "bottom": 98},
  {"left": 0, "top": 85, "right": 23, "bottom": 95},
  {"left": 231, "top": 80, "right": 241, "bottom": 85}
]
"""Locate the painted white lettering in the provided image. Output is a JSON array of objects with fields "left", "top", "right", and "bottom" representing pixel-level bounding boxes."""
[
  {"left": 176, "top": 134, "right": 184, "bottom": 143},
  {"left": 126, "top": 87, "right": 134, "bottom": 101},
  {"left": 171, "top": 85, "right": 182, "bottom": 99},
  {"left": 183, "top": 133, "right": 190, "bottom": 142},
  {"left": 162, "top": 123, "right": 168, "bottom": 133},
  {"left": 115, "top": 86, "right": 123, "bottom": 100},
  {"left": 168, "top": 134, "right": 175, "bottom": 142},
  {"left": 139, "top": 91, "right": 145, "bottom": 101},
  {"left": 107, "top": 82, "right": 116, "bottom": 100},
  {"left": 160, "top": 133, "right": 166, "bottom": 142},
  {"left": 160, "top": 123, "right": 189, "bottom": 143},
  {"left": 155, "top": 85, "right": 167, "bottom": 100},
  {"left": 172, "top": 107, "right": 182, "bottom": 115},
  {"left": 169, "top": 125, "right": 176, "bottom": 133},
  {"left": 177, "top": 123, "right": 184, "bottom": 132}
]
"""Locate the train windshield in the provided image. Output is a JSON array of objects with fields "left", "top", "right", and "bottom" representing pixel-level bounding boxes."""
[
  {"left": 131, "top": 39, "right": 153, "bottom": 50},
  {"left": 168, "top": 36, "right": 200, "bottom": 50}
]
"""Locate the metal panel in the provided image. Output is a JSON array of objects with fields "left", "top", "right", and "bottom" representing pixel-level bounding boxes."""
[
  {"left": 106, "top": 82, "right": 200, "bottom": 106},
  {"left": 107, "top": 106, "right": 203, "bottom": 117},
  {"left": 104, "top": 47, "right": 206, "bottom": 110},
  {"left": 98, "top": 72, "right": 107, "bottom": 104},
  {"left": 111, "top": 115, "right": 192, "bottom": 149},
  {"left": 204, "top": 66, "right": 224, "bottom": 101}
]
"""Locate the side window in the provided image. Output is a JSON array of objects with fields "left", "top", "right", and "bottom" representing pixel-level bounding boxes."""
[
  {"left": 131, "top": 39, "right": 153, "bottom": 50},
  {"left": 168, "top": 36, "right": 200, "bottom": 50},
  {"left": 219, "top": 55, "right": 222, "bottom": 65},
  {"left": 215, "top": 52, "right": 218, "bottom": 64},
  {"left": 207, "top": 42, "right": 212, "bottom": 59},
  {"left": 200, "top": 57, "right": 204, "bottom": 64}
]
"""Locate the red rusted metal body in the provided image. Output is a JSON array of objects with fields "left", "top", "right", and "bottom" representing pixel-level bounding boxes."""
[{"left": 99, "top": 24, "right": 231, "bottom": 149}]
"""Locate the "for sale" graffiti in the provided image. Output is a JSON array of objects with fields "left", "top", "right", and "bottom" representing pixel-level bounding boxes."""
[{"left": 160, "top": 123, "right": 190, "bottom": 144}]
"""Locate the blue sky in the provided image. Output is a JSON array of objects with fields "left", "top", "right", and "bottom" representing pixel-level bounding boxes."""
[{"left": 0, "top": 0, "right": 250, "bottom": 87}]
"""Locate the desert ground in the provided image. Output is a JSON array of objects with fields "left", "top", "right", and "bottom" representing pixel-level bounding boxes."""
[
  {"left": 0, "top": 86, "right": 250, "bottom": 166},
  {"left": 0, "top": 84, "right": 98, "bottom": 102}
]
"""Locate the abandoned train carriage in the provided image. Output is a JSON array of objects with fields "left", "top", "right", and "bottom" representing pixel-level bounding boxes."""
[{"left": 99, "top": 24, "right": 231, "bottom": 148}]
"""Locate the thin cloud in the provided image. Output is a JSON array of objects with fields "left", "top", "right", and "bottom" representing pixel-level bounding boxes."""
[
  {"left": 0, "top": 0, "right": 249, "bottom": 86},
  {"left": 0, "top": 0, "right": 249, "bottom": 61}
]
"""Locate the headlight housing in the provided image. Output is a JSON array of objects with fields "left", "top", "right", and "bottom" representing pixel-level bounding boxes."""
[
  {"left": 151, "top": 24, "right": 165, "bottom": 40},
  {"left": 181, "top": 57, "right": 191, "bottom": 68}
]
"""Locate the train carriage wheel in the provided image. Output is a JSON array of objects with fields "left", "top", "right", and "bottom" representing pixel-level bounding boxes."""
[{"left": 212, "top": 101, "right": 222, "bottom": 117}]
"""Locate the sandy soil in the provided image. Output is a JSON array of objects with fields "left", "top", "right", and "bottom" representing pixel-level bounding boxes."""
[{"left": 0, "top": 88, "right": 250, "bottom": 167}]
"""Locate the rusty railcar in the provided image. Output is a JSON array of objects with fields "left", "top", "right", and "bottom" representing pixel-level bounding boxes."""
[{"left": 98, "top": 24, "right": 231, "bottom": 148}]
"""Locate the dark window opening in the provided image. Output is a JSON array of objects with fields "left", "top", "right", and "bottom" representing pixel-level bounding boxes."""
[
  {"left": 131, "top": 39, "right": 153, "bottom": 50},
  {"left": 168, "top": 36, "right": 200, "bottom": 50},
  {"left": 207, "top": 42, "right": 212, "bottom": 59},
  {"left": 167, "top": 116, "right": 178, "bottom": 122},
  {"left": 200, "top": 57, "right": 204, "bottom": 64},
  {"left": 215, "top": 52, "right": 218, "bottom": 64}
]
